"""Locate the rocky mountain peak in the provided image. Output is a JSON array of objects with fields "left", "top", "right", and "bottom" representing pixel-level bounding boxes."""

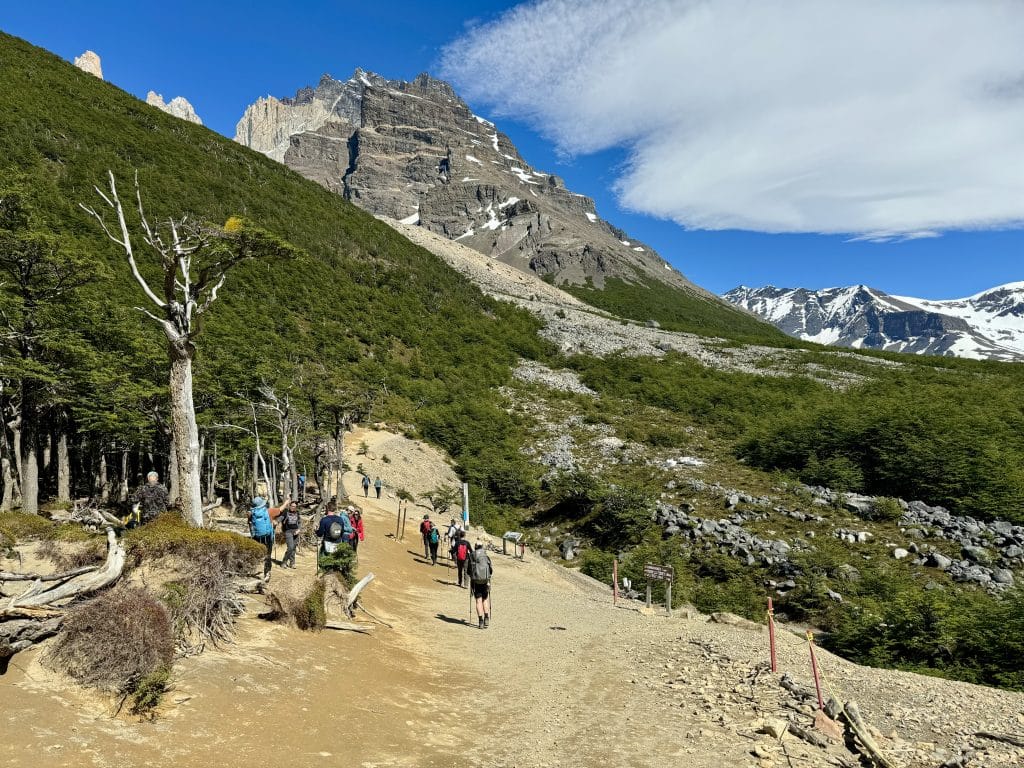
[
  {"left": 73, "top": 50, "right": 103, "bottom": 79},
  {"left": 146, "top": 91, "right": 203, "bottom": 125},
  {"left": 234, "top": 68, "right": 703, "bottom": 293}
]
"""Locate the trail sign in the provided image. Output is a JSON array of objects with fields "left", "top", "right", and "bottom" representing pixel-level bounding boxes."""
[
  {"left": 643, "top": 563, "right": 674, "bottom": 582},
  {"left": 643, "top": 563, "right": 674, "bottom": 617}
]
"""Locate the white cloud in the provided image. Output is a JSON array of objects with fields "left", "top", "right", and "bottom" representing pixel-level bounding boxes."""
[{"left": 441, "top": 0, "right": 1024, "bottom": 236}]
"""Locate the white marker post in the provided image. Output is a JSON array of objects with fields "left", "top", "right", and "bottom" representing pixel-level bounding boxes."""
[{"left": 462, "top": 482, "right": 470, "bottom": 529}]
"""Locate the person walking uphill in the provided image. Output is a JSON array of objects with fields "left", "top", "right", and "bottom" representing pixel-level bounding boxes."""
[
  {"left": 470, "top": 542, "right": 493, "bottom": 629},
  {"left": 316, "top": 501, "right": 354, "bottom": 555},
  {"left": 454, "top": 531, "right": 472, "bottom": 588},
  {"left": 347, "top": 507, "right": 365, "bottom": 552},
  {"left": 362, "top": 474, "right": 371, "bottom": 497},
  {"left": 427, "top": 522, "right": 441, "bottom": 565},
  {"left": 419, "top": 515, "right": 433, "bottom": 559},
  {"left": 374, "top": 476, "right": 382, "bottom": 499}
]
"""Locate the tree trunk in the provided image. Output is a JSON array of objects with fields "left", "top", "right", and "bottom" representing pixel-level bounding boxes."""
[
  {"left": 118, "top": 450, "right": 129, "bottom": 502},
  {"left": 19, "top": 413, "right": 39, "bottom": 514},
  {"left": 169, "top": 346, "right": 203, "bottom": 527},
  {"left": 56, "top": 431, "right": 70, "bottom": 504},
  {"left": 1, "top": 420, "right": 16, "bottom": 512},
  {"left": 206, "top": 439, "right": 217, "bottom": 503},
  {"left": 335, "top": 427, "right": 348, "bottom": 500},
  {"left": 167, "top": 436, "right": 179, "bottom": 504},
  {"left": 97, "top": 452, "right": 109, "bottom": 503}
]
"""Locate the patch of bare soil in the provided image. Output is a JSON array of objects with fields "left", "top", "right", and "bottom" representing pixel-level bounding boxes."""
[{"left": 2, "top": 428, "right": 1022, "bottom": 768}]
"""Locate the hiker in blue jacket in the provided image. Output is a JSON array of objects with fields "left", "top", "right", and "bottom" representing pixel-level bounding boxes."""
[{"left": 249, "top": 496, "right": 276, "bottom": 581}]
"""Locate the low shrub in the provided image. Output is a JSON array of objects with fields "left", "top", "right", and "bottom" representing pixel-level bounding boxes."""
[
  {"left": 0, "top": 512, "right": 95, "bottom": 545},
  {"left": 293, "top": 578, "right": 327, "bottom": 631},
  {"left": 45, "top": 586, "right": 175, "bottom": 703},
  {"left": 124, "top": 513, "right": 264, "bottom": 573},
  {"left": 130, "top": 666, "right": 171, "bottom": 717},
  {"left": 162, "top": 553, "right": 244, "bottom": 655},
  {"left": 317, "top": 544, "right": 357, "bottom": 587}
]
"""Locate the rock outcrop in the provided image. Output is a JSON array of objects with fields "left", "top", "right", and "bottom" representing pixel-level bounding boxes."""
[
  {"left": 235, "top": 69, "right": 706, "bottom": 293},
  {"left": 73, "top": 50, "right": 103, "bottom": 79},
  {"left": 146, "top": 91, "right": 203, "bottom": 125}
]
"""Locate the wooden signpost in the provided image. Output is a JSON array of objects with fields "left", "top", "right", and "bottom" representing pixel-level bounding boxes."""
[{"left": 643, "top": 563, "right": 674, "bottom": 616}]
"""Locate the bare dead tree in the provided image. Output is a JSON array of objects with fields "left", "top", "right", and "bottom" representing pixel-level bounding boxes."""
[{"left": 81, "top": 172, "right": 288, "bottom": 525}]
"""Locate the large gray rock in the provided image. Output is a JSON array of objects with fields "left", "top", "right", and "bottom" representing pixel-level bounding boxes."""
[
  {"left": 927, "top": 552, "right": 953, "bottom": 570},
  {"left": 961, "top": 545, "right": 992, "bottom": 564},
  {"left": 235, "top": 70, "right": 713, "bottom": 297}
]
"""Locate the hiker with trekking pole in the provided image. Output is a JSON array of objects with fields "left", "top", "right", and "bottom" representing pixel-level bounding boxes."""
[{"left": 469, "top": 542, "right": 493, "bottom": 629}]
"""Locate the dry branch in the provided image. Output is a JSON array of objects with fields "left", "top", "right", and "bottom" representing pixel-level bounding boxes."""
[
  {"left": 0, "top": 565, "right": 99, "bottom": 582},
  {"left": 975, "top": 731, "right": 1024, "bottom": 748}
]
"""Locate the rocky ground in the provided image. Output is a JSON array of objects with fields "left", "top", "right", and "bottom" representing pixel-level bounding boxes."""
[
  {"left": 384, "top": 218, "right": 885, "bottom": 388},
  {"left": 3, "top": 428, "right": 1022, "bottom": 768}
]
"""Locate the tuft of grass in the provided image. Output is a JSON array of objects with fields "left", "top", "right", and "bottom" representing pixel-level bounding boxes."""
[
  {"left": 124, "top": 513, "right": 264, "bottom": 573},
  {"left": 293, "top": 579, "right": 327, "bottom": 631},
  {"left": 129, "top": 666, "right": 171, "bottom": 717}
]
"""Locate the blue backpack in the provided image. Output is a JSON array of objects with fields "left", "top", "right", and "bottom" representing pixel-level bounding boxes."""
[{"left": 251, "top": 506, "right": 273, "bottom": 537}]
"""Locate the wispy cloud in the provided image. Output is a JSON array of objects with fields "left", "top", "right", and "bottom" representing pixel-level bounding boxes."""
[{"left": 441, "top": 0, "right": 1024, "bottom": 237}]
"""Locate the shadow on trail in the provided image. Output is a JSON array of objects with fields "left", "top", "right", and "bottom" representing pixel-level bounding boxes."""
[{"left": 435, "top": 613, "right": 473, "bottom": 627}]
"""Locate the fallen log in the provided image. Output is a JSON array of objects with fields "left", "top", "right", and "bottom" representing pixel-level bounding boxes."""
[
  {"left": 789, "top": 722, "right": 831, "bottom": 750},
  {"left": 346, "top": 572, "right": 375, "bottom": 611},
  {"left": 838, "top": 701, "right": 899, "bottom": 768},
  {"left": 0, "top": 616, "right": 64, "bottom": 673},
  {"left": 0, "top": 565, "right": 99, "bottom": 582},
  {"left": 0, "top": 526, "right": 125, "bottom": 616}
]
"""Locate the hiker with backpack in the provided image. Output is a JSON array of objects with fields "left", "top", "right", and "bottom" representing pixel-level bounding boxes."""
[
  {"left": 361, "top": 474, "right": 371, "bottom": 497},
  {"left": 419, "top": 514, "right": 433, "bottom": 559},
  {"left": 374, "top": 476, "right": 383, "bottom": 499},
  {"left": 280, "top": 499, "right": 302, "bottom": 569},
  {"left": 469, "top": 542, "right": 493, "bottom": 628},
  {"left": 427, "top": 521, "right": 441, "bottom": 565},
  {"left": 249, "top": 497, "right": 275, "bottom": 580},
  {"left": 316, "top": 501, "right": 354, "bottom": 555},
  {"left": 454, "top": 531, "right": 472, "bottom": 588}
]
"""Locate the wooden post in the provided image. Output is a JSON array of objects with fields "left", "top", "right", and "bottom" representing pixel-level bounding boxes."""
[
  {"left": 613, "top": 558, "right": 619, "bottom": 606},
  {"left": 665, "top": 581, "right": 672, "bottom": 616},
  {"left": 807, "top": 631, "right": 825, "bottom": 711},
  {"left": 646, "top": 583, "right": 652, "bottom": 609},
  {"left": 400, "top": 505, "right": 407, "bottom": 542},
  {"left": 768, "top": 597, "right": 778, "bottom": 672},
  {"left": 395, "top": 500, "right": 402, "bottom": 539}
]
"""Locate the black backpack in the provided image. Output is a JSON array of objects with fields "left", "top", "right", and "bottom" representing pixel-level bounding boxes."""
[{"left": 327, "top": 519, "right": 344, "bottom": 542}]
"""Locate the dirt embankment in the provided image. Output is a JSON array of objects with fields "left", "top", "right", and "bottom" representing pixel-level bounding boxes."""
[{"left": 2, "top": 427, "right": 1022, "bottom": 768}]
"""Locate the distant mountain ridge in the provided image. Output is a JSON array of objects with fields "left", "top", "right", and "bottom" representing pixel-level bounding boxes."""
[
  {"left": 724, "top": 282, "right": 1024, "bottom": 361},
  {"left": 234, "top": 69, "right": 707, "bottom": 295}
]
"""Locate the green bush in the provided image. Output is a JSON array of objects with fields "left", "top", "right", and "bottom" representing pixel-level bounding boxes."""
[
  {"left": 317, "top": 544, "right": 357, "bottom": 586},
  {"left": 293, "top": 579, "right": 327, "bottom": 631},
  {"left": 124, "top": 513, "right": 265, "bottom": 573}
]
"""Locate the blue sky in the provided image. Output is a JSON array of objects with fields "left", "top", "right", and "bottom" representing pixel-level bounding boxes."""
[{"left": 3, "top": 0, "right": 1022, "bottom": 298}]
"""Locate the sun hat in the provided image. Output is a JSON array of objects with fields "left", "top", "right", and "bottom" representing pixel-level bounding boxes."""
[{"left": 250, "top": 496, "right": 267, "bottom": 509}]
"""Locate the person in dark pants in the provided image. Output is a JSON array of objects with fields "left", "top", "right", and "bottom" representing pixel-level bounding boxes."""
[
  {"left": 362, "top": 474, "right": 371, "bottom": 497},
  {"left": 131, "top": 471, "right": 169, "bottom": 525},
  {"left": 470, "top": 543, "right": 493, "bottom": 629},
  {"left": 427, "top": 523, "right": 440, "bottom": 565},
  {"left": 280, "top": 500, "right": 301, "bottom": 568},
  {"left": 297, "top": 473, "right": 306, "bottom": 502},
  {"left": 249, "top": 497, "right": 275, "bottom": 581},
  {"left": 453, "top": 531, "right": 472, "bottom": 587},
  {"left": 374, "top": 476, "right": 382, "bottom": 499},
  {"left": 419, "top": 514, "right": 433, "bottom": 559}
]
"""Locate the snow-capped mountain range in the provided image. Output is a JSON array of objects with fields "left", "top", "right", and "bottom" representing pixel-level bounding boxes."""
[{"left": 723, "top": 282, "right": 1024, "bottom": 362}]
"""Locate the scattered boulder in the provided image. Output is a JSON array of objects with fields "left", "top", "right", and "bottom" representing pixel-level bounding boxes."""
[
  {"left": 926, "top": 552, "right": 953, "bottom": 570},
  {"left": 892, "top": 548, "right": 910, "bottom": 560}
]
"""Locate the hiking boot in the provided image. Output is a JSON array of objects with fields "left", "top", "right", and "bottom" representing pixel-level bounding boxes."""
[
  {"left": 478, "top": 617, "right": 484, "bottom": 629},
  {"left": 484, "top": 615, "right": 489, "bottom": 628}
]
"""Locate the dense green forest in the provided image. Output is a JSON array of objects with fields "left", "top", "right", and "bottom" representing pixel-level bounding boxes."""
[{"left": 3, "top": 31, "right": 1024, "bottom": 692}]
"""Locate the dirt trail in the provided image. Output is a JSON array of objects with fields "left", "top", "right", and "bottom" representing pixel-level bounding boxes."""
[{"left": 3, "top": 427, "right": 1023, "bottom": 768}]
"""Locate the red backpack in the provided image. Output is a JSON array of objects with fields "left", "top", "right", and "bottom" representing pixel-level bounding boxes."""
[{"left": 455, "top": 540, "right": 470, "bottom": 562}]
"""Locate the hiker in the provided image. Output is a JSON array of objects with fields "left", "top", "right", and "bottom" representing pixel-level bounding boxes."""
[
  {"left": 419, "top": 514, "right": 433, "bottom": 559},
  {"left": 470, "top": 542, "right": 493, "bottom": 628},
  {"left": 297, "top": 472, "right": 306, "bottom": 501},
  {"left": 445, "top": 518, "right": 459, "bottom": 554},
  {"left": 348, "top": 506, "right": 365, "bottom": 552},
  {"left": 361, "top": 474, "right": 371, "bottom": 497},
  {"left": 316, "top": 501, "right": 353, "bottom": 555},
  {"left": 428, "top": 521, "right": 441, "bottom": 565},
  {"left": 374, "top": 476, "right": 382, "bottom": 499},
  {"left": 280, "top": 499, "right": 302, "bottom": 569},
  {"left": 249, "top": 496, "right": 276, "bottom": 580},
  {"left": 131, "top": 471, "right": 169, "bottom": 525},
  {"left": 454, "top": 531, "right": 472, "bottom": 588}
]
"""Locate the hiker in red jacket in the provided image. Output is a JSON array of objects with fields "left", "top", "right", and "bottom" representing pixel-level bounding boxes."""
[
  {"left": 419, "top": 514, "right": 433, "bottom": 559},
  {"left": 348, "top": 507, "right": 365, "bottom": 552},
  {"left": 453, "top": 530, "right": 472, "bottom": 588}
]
